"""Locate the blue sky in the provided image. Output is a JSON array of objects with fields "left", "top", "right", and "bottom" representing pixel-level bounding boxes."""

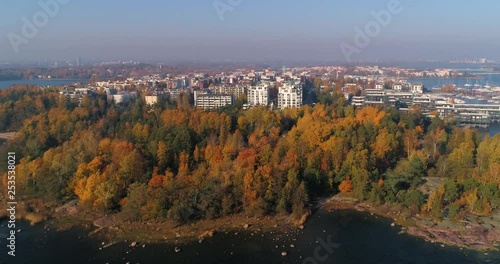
[{"left": 1, "top": 0, "right": 499, "bottom": 63}]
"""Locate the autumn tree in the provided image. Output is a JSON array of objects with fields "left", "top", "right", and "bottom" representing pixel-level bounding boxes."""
[{"left": 339, "top": 177, "right": 353, "bottom": 193}]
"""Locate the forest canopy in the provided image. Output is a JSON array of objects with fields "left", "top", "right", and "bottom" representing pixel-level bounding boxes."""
[{"left": 1, "top": 86, "right": 499, "bottom": 224}]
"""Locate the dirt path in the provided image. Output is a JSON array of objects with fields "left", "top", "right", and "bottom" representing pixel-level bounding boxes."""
[{"left": 0, "top": 132, "right": 17, "bottom": 141}]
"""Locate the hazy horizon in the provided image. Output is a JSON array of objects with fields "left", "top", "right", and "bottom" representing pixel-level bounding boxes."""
[{"left": 2, "top": 0, "right": 500, "bottom": 64}]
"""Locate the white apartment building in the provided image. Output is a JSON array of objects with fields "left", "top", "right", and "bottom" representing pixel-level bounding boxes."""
[
  {"left": 393, "top": 83, "right": 403, "bottom": 91},
  {"left": 194, "top": 91, "right": 233, "bottom": 110},
  {"left": 411, "top": 83, "right": 424, "bottom": 94},
  {"left": 351, "top": 96, "right": 365, "bottom": 107},
  {"left": 375, "top": 83, "right": 384, "bottom": 90},
  {"left": 247, "top": 83, "right": 269, "bottom": 106},
  {"left": 278, "top": 83, "right": 303, "bottom": 109}
]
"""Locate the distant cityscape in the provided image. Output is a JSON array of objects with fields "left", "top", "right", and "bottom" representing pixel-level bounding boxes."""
[
  {"left": 1, "top": 56, "right": 499, "bottom": 69},
  {"left": 449, "top": 58, "right": 495, "bottom": 64},
  {"left": 52, "top": 63, "right": 500, "bottom": 128}
]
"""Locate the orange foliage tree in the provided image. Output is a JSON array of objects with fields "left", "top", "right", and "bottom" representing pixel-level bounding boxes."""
[{"left": 339, "top": 177, "right": 353, "bottom": 193}]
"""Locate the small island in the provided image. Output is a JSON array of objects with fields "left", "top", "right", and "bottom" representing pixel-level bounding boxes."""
[{"left": 0, "top": 75, "right": 499, "bottom": 258}]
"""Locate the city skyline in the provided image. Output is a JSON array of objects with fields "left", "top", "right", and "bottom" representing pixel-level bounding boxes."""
[{"left": 1, "top": 1, "right": 500, "bottom": 63}]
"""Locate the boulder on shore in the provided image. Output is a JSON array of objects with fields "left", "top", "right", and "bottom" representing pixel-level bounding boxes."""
[
  {"left": 54, "top": 200, "right": 79, "bottom": 217},
  {"left": 199, "top": 230, "right": 216, "bottom": 239},
  {"left": 93, "top": 215, "right": 115, "bottom": 228}
]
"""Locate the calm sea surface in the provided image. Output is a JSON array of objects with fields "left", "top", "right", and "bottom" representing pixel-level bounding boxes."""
[
  {"left": 1, "top": 210, "right": 498, "bottom": 264},
  {"left": 409, "top": 74, "right": 500, "bottom": 89}
]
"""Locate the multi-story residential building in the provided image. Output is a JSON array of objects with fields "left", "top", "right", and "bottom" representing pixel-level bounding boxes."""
[
  {"left": 109, "top": 92, "right": 137, "bottom": 104},
  {"left": 411, "top": 83, "right": 424, "bottom": 94},
  {"left": 247, "top": 83, "right": 269, "bottom": 106},
  {"left": 278, "top": 83, "right": 303, "bottom": 109},
  {"left": 351, "top": 96, "right": 365, "bottom": 107},
  {"left": 435, "top": 102, "right": 500, "bottom": 125},
  {"left": 412, "top": 94, "right": 434, "bottom": 115},
  {"left": 393, "top": 83, "right": 403, "bottom": 91},
  {"left": 167, "top": 88, "right": 190, "bottom": 101},
  {"left": 59, "top": 87, "right": 92, "bottom": 105},
  {"left": 364, "top": 89, "right": 387, "bottom": 106},
  {"left": 211, "top": 85, "right": 246, "bottom": 100},
  {"left": 387, "top": 91, "right": 414, "bottom": 108},
  {"left": 194, "top": 91, "right": 233, "bottom": 110},
  {"left": 435, "top": 99, "right": 455, "bottom": 118},
  {"left": 375, "top": 83, "right": 384, "bottom": 90}
]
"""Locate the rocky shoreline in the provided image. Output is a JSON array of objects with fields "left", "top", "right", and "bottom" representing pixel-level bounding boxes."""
[
  {"left": 6, "top": 196, "right": 499, "bottom": 252},
  {"left": 49, "top": 199, "right": 307, "bottom": 247},
  {"left": 322, "top": 195, "right": 500, "bottom": 251}
]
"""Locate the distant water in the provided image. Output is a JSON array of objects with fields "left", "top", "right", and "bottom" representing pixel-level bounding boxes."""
[
  {"left": 1, "top": 210, "right": 498, "bottom": 263},
  {"left": 391, "top": 62, "right": 499, "bottom": 70},
  {"left": 409, "top": 74, "right": 500, "bottom": 89},
  {"left": 488, "top": 123, "right": 500, "bottom": 137},
  {"left": 0, "top": 79, "right": 87, "bottom": 89}
]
